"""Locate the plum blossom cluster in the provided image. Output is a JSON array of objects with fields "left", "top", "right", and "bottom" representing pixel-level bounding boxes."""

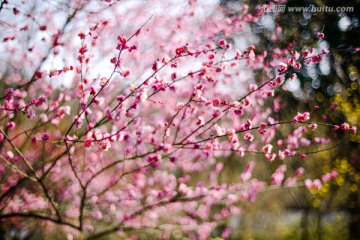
[{"left": 0, "top": 0, "right": 358, "bottom": 239}]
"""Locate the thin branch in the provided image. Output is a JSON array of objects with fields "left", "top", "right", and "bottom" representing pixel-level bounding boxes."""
[
  {"left": 0, "top": 154, "right": 36, "bottom": 181},
  {"left": 173, "top": 120, "right": 338, "bottom": 146},
  {"left": 0, "top": 212, "right": 80, "bottom": 230}
]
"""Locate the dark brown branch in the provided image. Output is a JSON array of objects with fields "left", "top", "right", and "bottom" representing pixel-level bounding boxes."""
[{"left": 87, "top": 195, "right": 205, "bottom": 240}]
